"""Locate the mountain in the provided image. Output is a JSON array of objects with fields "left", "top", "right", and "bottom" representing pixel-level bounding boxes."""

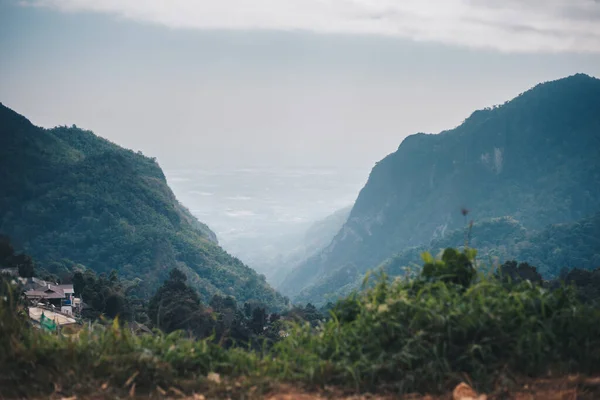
[
  {"left": 266, "top": 205, "right": 352, "bottom": 287},
  {"left": 280, "top": 73, "right": 600, "bottom": 301},
  {"left": 230, "top": 205, "right": 352, "bottom": 288},
  {"left": 293, "top": 213, "right": 600, "bottom": 305},
  {"left": 0, "top": 103, "right": 286, "bottom": 310},
  {"left": 303, "top": 206, "right": 353, "bottom": 255}
]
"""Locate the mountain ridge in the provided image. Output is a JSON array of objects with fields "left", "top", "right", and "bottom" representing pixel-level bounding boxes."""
[
  {"left": 0, "top": 102, "right": 286, "bottom": 310},
  {"left": 280, "top": 73, "right": 600, "bottom": 300}
]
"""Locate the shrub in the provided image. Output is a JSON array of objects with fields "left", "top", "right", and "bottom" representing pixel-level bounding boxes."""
[{"left": 3, "top": 248, "right": 600, "bottom": 397}]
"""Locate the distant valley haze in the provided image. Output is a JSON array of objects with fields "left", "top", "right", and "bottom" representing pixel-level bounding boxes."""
[{"left": 1, "top": 0, "right": 600, "bottom": 281}]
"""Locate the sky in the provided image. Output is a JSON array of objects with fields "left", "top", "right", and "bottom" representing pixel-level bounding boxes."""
[{"left": 1, "top": 0, "right": 600, "bottom": 170}]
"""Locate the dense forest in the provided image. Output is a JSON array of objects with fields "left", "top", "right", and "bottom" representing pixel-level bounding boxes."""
[
  {"left": 281, "top": 74, "right": 600, "bottom": 303},
  {"left": 0, "top": 103, "right": 286, "bottom": 310}
]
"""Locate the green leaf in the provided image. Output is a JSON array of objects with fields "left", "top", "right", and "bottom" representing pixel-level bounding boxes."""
[{"left": 421, "top": 252, "right": 434, "bottom": 264}]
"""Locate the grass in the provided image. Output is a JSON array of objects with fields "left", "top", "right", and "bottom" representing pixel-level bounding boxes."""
[{"left": 2, "top": 248, "right": 600, "bottom": 398}]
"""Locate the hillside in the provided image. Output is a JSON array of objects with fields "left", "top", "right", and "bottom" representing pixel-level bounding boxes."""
[
  {"left": 0, "top": 103, "right": 286, "bottom": 310},
  {"left": 266, "top": 205, "right": 352, "bottom": 287},
  {"left": 303, "top": 206, "right": 353, "bottom": 255},
  {"left": 293, "top": 213, "right": 600, "bottom": 305},
  {"left": 280, "top": 73, "right": 600, "bottom": 300},
  {"left": 228, "top": 205, "right": 352, "bottom": 288}
]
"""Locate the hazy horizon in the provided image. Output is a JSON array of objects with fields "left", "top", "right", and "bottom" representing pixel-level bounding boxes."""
[
  {"left": 163, "top": 166, "right": 367, "bottom": 278},
  {"left": 2, "top": 1, "right": 600, "bottom": 172}
]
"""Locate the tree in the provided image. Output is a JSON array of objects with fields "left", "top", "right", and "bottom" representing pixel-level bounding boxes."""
[
  {"left": 249, "top": 307, "right": 267, "bottom": 334},
  {"left": 421, "top": 248, "right": 477, "bottom": 287},
  {"left": 14, "top": 254, "right": 34, "bottom": 278},
  {"left": 72, "top": 269, "right": 131, "bottom": 320},
  {"left": 73, "top": 271, "right": 85, "bottom": 296},
  {"left": 497, "top": 261, "right": 542, "bottom": 285},
  {"left": 148, "top": 268, "right": 213, "bottom": 337},
  {"left": 104, "top": 293, "right": 126, "bottom": 319},
  {"left": 0, "top": 236, "right": 35, "bottom": 278},
  {"left": 557, "top": 268, "right": 600, "bottom": 305},
  {"left": 0, "top": 235, "right": 14, "bottom": 263}
]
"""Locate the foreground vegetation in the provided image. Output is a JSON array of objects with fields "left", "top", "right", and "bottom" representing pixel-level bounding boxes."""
[{"left": 3, "top": 248, "right": 600, "bottom": 398}]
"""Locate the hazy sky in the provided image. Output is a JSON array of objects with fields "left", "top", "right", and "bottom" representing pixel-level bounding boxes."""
[{"left": 2, "top": 0, "right": 600, "bottom": 170}]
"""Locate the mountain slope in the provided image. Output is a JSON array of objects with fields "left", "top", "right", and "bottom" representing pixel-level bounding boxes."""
[
  {"left": 0, "top": 103, "right": 286, "bottom": 310},
  {"left": 280, "top": 73, "right": 600, "bottom": 299},
  {"left": 263, "top": 205, "right": 352, "bottom": 287},
  {"left": 303, "top": 206, "right": 353, "bottom": 255},
  {"left": 294, "top": 212, "right": 600, "bottom": 306}
]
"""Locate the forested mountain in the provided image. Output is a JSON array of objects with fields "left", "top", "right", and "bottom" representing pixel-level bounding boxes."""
[
  {"left": 280, "top": 73, "right": 600, "bottom": 301},
  {"left": 293, "top": 213, "right": 600, "bottom": 305},
  {"left": 0, "top": 103, "right": 286, "bottom": 310}
]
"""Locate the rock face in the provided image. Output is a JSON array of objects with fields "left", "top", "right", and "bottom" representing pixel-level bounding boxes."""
[
  {"left": 280, "top": 74, "right": 600, "bottom": 302},
  {"left": 0, "top": 103, "right": 286, "bottom": 310}
]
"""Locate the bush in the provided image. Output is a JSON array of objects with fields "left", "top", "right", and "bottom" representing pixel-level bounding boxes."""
[
  {"left": 272, "top": 249, "right": 600, "bottom": 392},
  {"left": 3, "top": 248, "right": 600, "bottom": 397}
]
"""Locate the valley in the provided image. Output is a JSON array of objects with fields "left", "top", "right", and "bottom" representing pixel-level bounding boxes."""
[
  {"left": 1, "top": 44, "right": 600, "bottom": 398},
  {"left": 164, "top": 167, "right": 363, "bottom": 286}
]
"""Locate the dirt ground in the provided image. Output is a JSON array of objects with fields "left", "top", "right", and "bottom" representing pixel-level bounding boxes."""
[
  {"left": 263, "top": 375, "right": 600, "bottom": 400},
  {"left": 42, "top": 374, "right": 600, "bottom": 400}
]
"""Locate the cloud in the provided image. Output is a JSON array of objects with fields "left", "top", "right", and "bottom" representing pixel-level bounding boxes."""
[{"left": 19, "top": 0, "right": 600, "bottom": 53}]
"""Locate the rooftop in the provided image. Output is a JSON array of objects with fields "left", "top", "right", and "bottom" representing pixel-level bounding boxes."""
[{"left": 25, "top": 283, "right": 74, "bottom": 299}]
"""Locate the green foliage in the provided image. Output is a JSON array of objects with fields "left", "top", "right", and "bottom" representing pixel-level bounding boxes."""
[
  {"left": 0, "top": 235, "right": 14, "bottom": 261},
  {"left": 515, "top": 212, "right": 600, "bottom": 277},
  {"left": 277, "top": 262, "right": 600, "bottom": 393},
  {"left": 14, "top": 255, "right": 34, "bottom": 278},
  {"left": 0, "top": 235, "right": 35, "bottom": 278},
  {"left": 148, "top": 268, "right": 212, "bottom": 337},
  {"left": 3, "top": 248, "right": 600, "bottom": 398},
  {"left": 421, "top": 248, "right": 477, "bottom": 287},
  {"left": 555, "top": 268, "right": 600, "bottom": 306},
  {"left": 281, "top": 303, "right": 325, "bottom": 327},
  {"left": 497, "top": 260, "right": 543, "bottom": 285},
  {"left": 0, "top": 300, "right": 262, "bottom": 398},
  {"left": 299, "top": 214, "right": 600, "bottom": 306},
  {"left": 0, "top": 103, "right": 286, "bottom": 310},
  {"left": 74, "top": 268, "right": 141, "bottom": 321},
  {"left": 145, "top": 271, "right": 295, "bottom": 348},
  {"left": 0, "top": 274, "right": 26, "bottom": 315}
]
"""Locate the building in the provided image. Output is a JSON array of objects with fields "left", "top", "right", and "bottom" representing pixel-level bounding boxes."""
[{"left": 24, "top": 279, "right": 80, "bottom": 316}]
